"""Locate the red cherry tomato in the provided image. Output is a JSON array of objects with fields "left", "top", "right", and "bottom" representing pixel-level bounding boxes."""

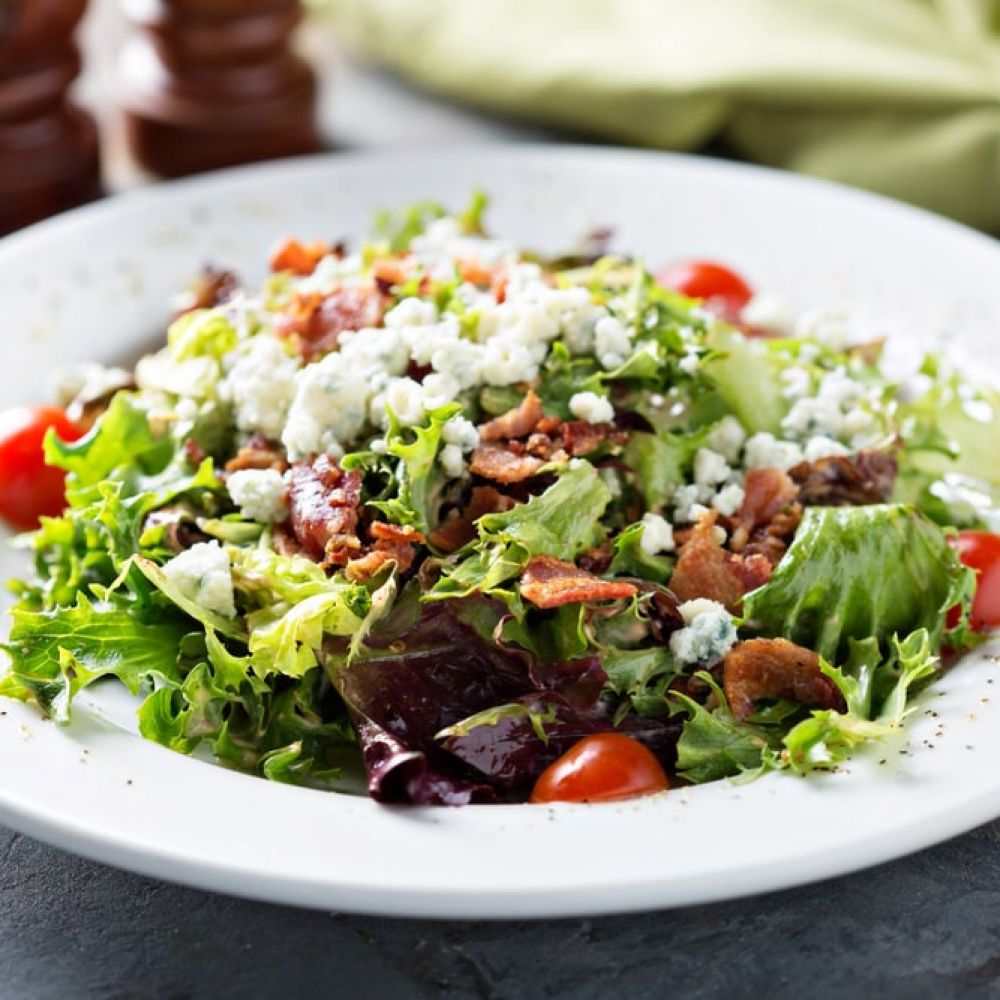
[
  {"left": 0, "top": 406, "right": 84, "bottom": 531},
  {"left": 530, "top": 732, "right": 670, "bottom": 804},
  {"left": 655, "top": 260, "right": 754, "bottom": 322},
  {"left": 947, "top": 531, "right": 1000, "bottom": 632}
]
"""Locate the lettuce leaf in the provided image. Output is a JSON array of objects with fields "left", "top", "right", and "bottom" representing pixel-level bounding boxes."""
[
  {"left": 0, "top": 593, "right": 187, "bottom": 723},
  {"left": 742, "top": 504, "right": 973, "bottom": 661},
  {"left": 781, "top": 630, "right": 939, "bottom": 773},
  {"left": 702, "top": 325, "right": 787, "bottom": 434},
  {"left": 430, "top": 461, "right": 612, "bottom": 602},
  {"left": 896, "top": 363, "right": 1000, "bottom": 530}
]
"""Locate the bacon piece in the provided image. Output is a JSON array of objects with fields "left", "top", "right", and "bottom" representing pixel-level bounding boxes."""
[
  {"left": 668, "top": 512, "right": 770, "bottom": 613},
  {"left": 731, "top": 467, "right": 799, "bottom": 552},
  {"left": 174, "top": 266, "right": 240, "bottom": 316},
  {"left": 723, "top": 638, "right": 846, "bottom": 721},
  {"left": 345, "top": 522, "right": 425, "bottom": 583},
  {"left": 270, "top": 238, "right": 333, "bottom": 276},
  {"left": 428, "top": 514, "right": 476, "bottom": 554},
  {"left": 286, "top": 456, "right": 363, "bottom": 564},
  {"left": 469, "top": 442, "right": 547, "bottom": 484},
  {"left": 559, "top": 420, "right": 627, "bottom": 457},
  {"left": 224, "top": 435, "right": 288, "bottom": 473},
  {"left": 275, "top": 288, "right": 386, "bottom": 362},
  {"left": 520, "top": 555, "right": 638, "bottom": 610},
  {"left": 478, "top": 391, "right": 544, "bottom": 442},
  {"left": 428, "top": 487, "right": 517, "bottom": 553},
  {"left": 789, "top": 450, "right": 898, "bottom": 507}
]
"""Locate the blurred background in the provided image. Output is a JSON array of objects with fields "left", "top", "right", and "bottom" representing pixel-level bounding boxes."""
[{"left": 2, "top": 0, "right": 999, "bottom": 233}]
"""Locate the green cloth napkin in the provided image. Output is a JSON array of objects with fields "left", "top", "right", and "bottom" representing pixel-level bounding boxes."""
[{"left": 321, "top": 0, "right": 1000, "bottom": 231}]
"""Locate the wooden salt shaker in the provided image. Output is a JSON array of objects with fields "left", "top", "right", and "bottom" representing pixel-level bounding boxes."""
[
  {"left": 0, "top": 0, "right": 102, "bottom": 236},
  {"left": 119, "top": 0, "right": 322, "bottom": 178}
]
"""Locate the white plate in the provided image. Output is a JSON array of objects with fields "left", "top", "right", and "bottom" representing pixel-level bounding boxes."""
[{"left": 2, "top": 146, "right": 1000, "bottom": 919}]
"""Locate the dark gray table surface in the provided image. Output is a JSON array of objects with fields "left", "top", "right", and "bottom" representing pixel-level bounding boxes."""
[{"left": 4, "top": 819, "right": 1000, "bottom": 1000}]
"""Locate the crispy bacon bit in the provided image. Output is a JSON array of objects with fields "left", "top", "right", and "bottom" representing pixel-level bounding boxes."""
[
  {"left": 668, "top": 512, "right": 771, "bottom": 613},
  {"left": 428, "top": 514, "right": 476, "bottom": 554},
  {"left": 731, "top": 467, "right": 799, "bottom": 552},
  {"left": 723, "top": 638, "right": 846, "bottom": 721},
  {"left": 371, "top": 258, "right": 410, "bottom": 291},
  {"left": 466, "top": 485, "right": 517, "bottom": 521},
  {"left": 286, "top": 456, "right": 362, "bottom": 564},
  {"left": 560, "top": 420, "right": 627, "bottom": 457},
  {"left": 789, "top": 450, "right": 898, "bottom": 507},
  {"left": 479, "top": 391, "right": 545, "bottom": 442},
  {"left": 174, "top": 266, "right": 240, "bottom": 316},
  {"left": 520, "top": 555, "right": 638, "bottom": 610},
  {"left": 469, "top": 442, "right": 547, "bottom": 484},
  {"left": 458, "top": 259, "right": 496, "bottom": 286},
  {"left": 429, "top": 487, "right": 516, "bottom": 553},
  {"left": 270, "top": 238, "right": 333, "bottom": 276},
  {"left": 345, "top": 522, "right": 426, "bottom": 583},
  {"left": 225, "top": 435, "right": 288, "bottom": 473},
  {"left": 275, "top": 288, "right": 386, "bottom": 362}
]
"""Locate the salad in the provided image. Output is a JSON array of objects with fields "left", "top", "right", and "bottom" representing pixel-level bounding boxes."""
[{"left": 1, "top": 194, "right": 999, "bottom": 807}]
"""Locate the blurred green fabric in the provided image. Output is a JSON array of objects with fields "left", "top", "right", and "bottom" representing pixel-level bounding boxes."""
[{"left": 321, "top": 0, "right": 1000, "bottom": 231}]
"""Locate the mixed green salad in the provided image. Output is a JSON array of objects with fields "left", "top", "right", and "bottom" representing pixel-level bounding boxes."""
[{"left": 2, "top": 194, "right": 998, "bottom": 805}]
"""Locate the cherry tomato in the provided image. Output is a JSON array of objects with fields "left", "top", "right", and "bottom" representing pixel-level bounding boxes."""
[
  {"left": 0, "top": 406, "right": 84, "bottom": 531},
  {"left": 948, "top": 531, "right": 1000, "bottom": 632},
  {"left": 655, "top": 259, "right": 753, "bottom": 322},
  {"left": 530, "top": 732, "right": 669, "bottom": 804}
]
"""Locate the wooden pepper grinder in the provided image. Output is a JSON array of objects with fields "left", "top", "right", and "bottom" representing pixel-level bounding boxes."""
[
  {"left": 0, "top": 0, "right": 102, "bottom": 236},
  {"left": 119, "top": 0, "right": 322, "bottom": 178}
]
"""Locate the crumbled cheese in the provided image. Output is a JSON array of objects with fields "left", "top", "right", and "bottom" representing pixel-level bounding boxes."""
[
  {"left": 479, "top": 338, "right": 541, "bottom": 386},
  {"left": 706, "top": 416, "right": 747, "bottom": 464},
  {"left": 669, "top": 600, "right": 738, "bottom": 666},
  {"left": 678, "top": 352, "right": 701, "bottom": 375},
  {"left": 640, "top": 513, "right": 675, "bottom": 555},
  {"left": 593, "top": 315, "right": 633, "bottom": 370},
  {"left": 795, "top": 306, "right": 850, "bottom": 351},
  {"left": 227, "top": 469, "right": 289, "bottom": 523},
  {"left": 780, "top": 366, "right": 812, "bottom": 400},
  {"left": 678, "top": 597, "right": 726, "bottom": 625},
  {"left": 743, "top": 432, "right": 804, "bottom": 470},
  {"left": 803, "top": 435, "right": 850, "bottom": 462},
  {"left": 672, "top": 484, "right": 712, "bottom": 524},
  {"left": 781, "top": 395, "right": 844, "bottom": 439},
  {"left": 712, "top": 482, "right": 746, "bottom": 517},
  {"left": 569, "top": 391, "right": 615, "bottom": 425},
  {"left": 161, "top": 541, "right": 237, "bottom": 619},
  {"left": 741, "top": 292, "right": 795, "bottom": 335},
  {"left": 693, "top": 448, "right": 730, "bottom": 488},
  {"left": 136, "top": 353, "right": 218, "bottom": 401},
  {"left": 384, "top": 377, "right": 427, "bottom": 427},
  {"left": 282, "top": 351, "right": 371, "bottom": 459},
  {"left": 384, "top": 296, "right": 439, "bottom": 330},
  {"left": 222, "top": 335, "right": 300, "bottom": 440},
  {"left": 442, "top": 415, "right": 479, "bottom": 452},
  {"left": 439, "top": 444, "right": 467, "bottom": 479},
  {"left": 296, "top": 252, "right": 365, "bottom": 294}
]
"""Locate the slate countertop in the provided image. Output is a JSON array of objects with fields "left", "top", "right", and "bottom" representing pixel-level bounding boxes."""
[
  {"left": 3, "top": 819, "right": 1000, "bottom": 999},
  {"left": 3, "top": 7, "right": 997, "bottom": 999}
]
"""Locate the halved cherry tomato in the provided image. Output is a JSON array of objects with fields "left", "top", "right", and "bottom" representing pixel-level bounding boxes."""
[
  {"left": 530, "top": 732, "right": 669, "bottom": 804},
  {"left": 948, "top": 531, "right": 1000, "bottom": 632},
  {"left": 0, "top": 406, "right": 84, "bottom": 531},
  {"left": 655, "top": 259, "right": 753, "bottom": 322},
  {"left": 269, "top": 238, "right": 333, "bottom": 277}
]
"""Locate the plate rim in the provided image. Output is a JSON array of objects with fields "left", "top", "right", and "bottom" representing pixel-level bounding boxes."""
[{"left": 3, "top": 143, "right": 1000, "bottom": 919}]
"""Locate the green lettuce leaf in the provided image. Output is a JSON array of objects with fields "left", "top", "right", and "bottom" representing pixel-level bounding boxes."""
[
  {"left": 702, "top": 325, "right": 787, "bottom": 434},
  {"left": 0, "top": 594, "right": 187, "bottom": 723},
  {"left": 430, "top": 461, "right": 612, "bottom": 602},
  {"left": 742, "top": 504, "right": 973, "bottom": 661}
]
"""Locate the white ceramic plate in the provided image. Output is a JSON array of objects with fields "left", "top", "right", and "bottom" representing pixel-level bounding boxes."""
[{"left": 2, "top": 146, "right": 1000, "bottom": 919}]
